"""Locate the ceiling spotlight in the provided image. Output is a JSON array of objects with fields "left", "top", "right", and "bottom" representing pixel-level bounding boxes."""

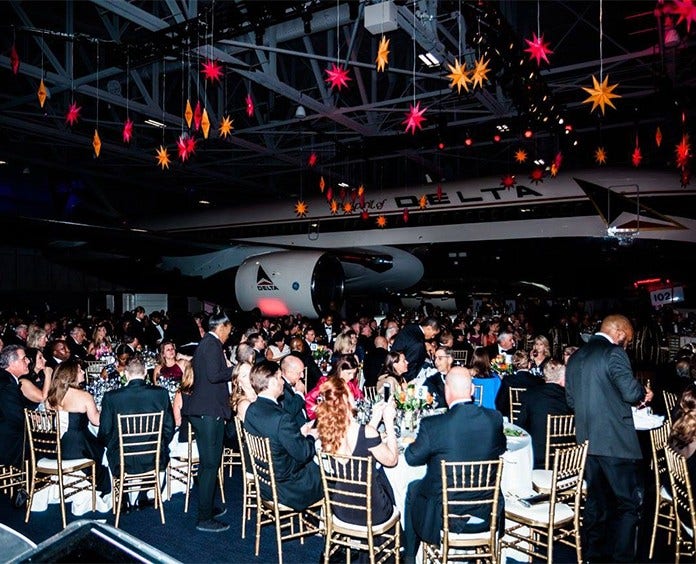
[
  {"left": 564, "top": 124, "right": 573, "bottom": 133},
  {"left": 523, "top": 128, "right": 533, "bottom": 139},
  {"left": 145, "top": 118, "right": 166, "bottom": 128},
  {"left": 418, "top": 52, "right": 440, "bottom": 67},
  {"left": 198, "top": 200, "right": 211, "bottom": 205},
  {"left": 338, "top": 181, "right": 349, "bottom": 188},
  {"left": 295, "top": 105, "right": 307, "bottom": 119},
  {"left": 0, "top": 160, "right": 6, "bottom": 165}
]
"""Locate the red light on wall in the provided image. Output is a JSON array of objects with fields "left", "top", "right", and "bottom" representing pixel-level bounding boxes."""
[
  {"left": 464, "top": 137, "right": 473, "bottom": 146},
  {"left": 257, "top": 298, "right": 291, "bottom": 316},
  {"left": 633, "top": 277, "right": 663, "bottom": 289},
  {"left": 438, "top": 141, "right": 445, "bottom": 150},
  {"left": 493, "top": 134, "right": 501, "bottom": 143},
  {"left": 523, "top": 129, "right": 533, "bottom": 139}
]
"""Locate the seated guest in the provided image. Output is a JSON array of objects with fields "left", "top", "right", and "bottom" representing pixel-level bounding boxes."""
[
  {"left": 27, "top": 327, "right": 49, "bottom": 354},
  {"left": 279, "top": 354, "right": 308, "bottom": 428},
  {"left": 404, "top": 366, "right": 506, "bottom": 561},
  {"left": 67, "top": 325, "right": 89, "bottom": 361},
  {"left": 483, "top": 331, "right": 516, "bottom": 363},
  {"left": 100, "top": 344, "right": 134, "bottom": 385},
  {"left": 265, "top": 331, "right": 291, "bottom": 362},
  {"left": 330, "top": 332, "right": 359, "bottom": 367},
  {"left": 46, "top": 339, "right": 71, "bottom": 369},
  {"left": 315, "top": 376, "right": 398, "bottom": 529},
  {"left": 171, "top": 362, "right": 196, "bottom": 459},
  {"left": 562, "top": 345, "right": 579, "bottom": 366},
  {"left": 0, "top": 345, "right": 31, "bottom": 469},
  {"left": 98, "top": 358, "right": 175, "bottom": 481},
  {"left": 243, "top": 360, "right": 322, "bottom": 511},
  {"left": 46, "top": 360, "right": 111, "bottom": 495},
  {"left": 362, "top": 336, "right": 389, "bottom": 389},
  {"left": 669, "top": 385, "right": 696, "bottom": 496},
  {"left": 424, "top": 347, "right": 453, "bottom": 408},
  {"left": 231, "top": 347, "right": 257, "bottom": 423},
  {"left": 529, "top": 335, "right": 552, "bottom": 378},
  {"left": 376, "top": 350, "right": 409, "bottom": 397},
  {"left": 517, "top": 359, "right": 572, "bottom": 469},
  {"left": 306, "top": 355, "right": 363, "bottom": 420},
  {"left": 20, "top": 347, "right": 53, "bottom": 409},
  {"left": 89, "top": 323, "right": 113, "bottom": 360},
  {"left": 471, "top": 348, "right": 502, "bottom": 410},
  {"left": 152, "top": 340, "right": 187, "bottom": 385},
  {"left": 495, "top": 350, "right": 543, "bottom": 418}
]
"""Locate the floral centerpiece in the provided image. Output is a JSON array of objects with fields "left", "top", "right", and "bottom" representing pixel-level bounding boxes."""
[
  {"left": 491, "top": 354, "right": 514, "bottom": 376},
  {"left": 311, "top": 344, "right": 331, "bottom": 363},
  {"left": 395, "top": 384, "right": 434, "bottom": 432}
]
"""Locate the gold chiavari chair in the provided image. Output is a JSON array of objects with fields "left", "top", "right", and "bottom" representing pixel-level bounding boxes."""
[
  {"left": 472, "top": 384, "right": 484, "bottom": 407},
  {"left": 24, "top": 409, "right": 96, "bottom": 528},
  {"left": 234, "top": 416, "right": 256, "bottom": 539},
  {"left": 665, "top": 445, "right": 696, "bottom": 563},
  {"left": 423, "top": 458, "right": 503, "bottom": 563},
  {"left": 363, "top": 386, "right": 379, "bottom": 403},
  {"left": 532, "top": 414, "right": 576, "bottom": 493},
  {"left": 648, "top": 421, "right": 676, "bottom": 559},
  {"left": 500, "top": 441, "right": 589, "bottom": 563},
  {"left": 451, "top": 349, "right": 470, "bottom": 366},
  {"left": 318, "top": 451, "right": 400, "bottom": 564},
  {"left": 508, "top": 387, "right": 526, "bottom": 425},
  {"left": 244, "top": 430, "right": 323, "bottom": 564},
  {"left": 664, "top": 390, "right": 678, "bottom": 425},
  {"left": 0, "top": 463, "right": 26, "bottom": 501}
]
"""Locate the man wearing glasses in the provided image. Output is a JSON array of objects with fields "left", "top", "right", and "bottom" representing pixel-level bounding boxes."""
[
  {"left": 279, "top": 355, "right": 308, "bottom": 428},
  {"left": 424, "top": 347, "right": 453, "bottom": 408},
  {"left": 0, "top": 345, "right": 31, "bottom": 468}
]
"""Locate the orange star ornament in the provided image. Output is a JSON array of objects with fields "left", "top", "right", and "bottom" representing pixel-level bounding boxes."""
[
  {"left": 471, "top": 56, "right": 490, "bottom": 89},
  {"left": 376, "top": 35, "right": 390, "bottom": 72},
  {"left": 376, "top": 215, "right": 387, "bottom": 228},
  {"left": 294, "top": 200, "right": 308, "bottom": 217},
  {"left": 447, "top": 58, "right": 471, "bottom": 94},
  {"left": 582, "top": 74, "right": 621, "bottom": 115},
  {"left": 514, "top": 148, "right": 528, "bottom": 163},
  {"left": 594, "top": 147, "right": 608, "bottom": 165},
  {"left": 329, "top": 199, "right": 339, "bottom": 215},
  {"left": 156, "top": 146, "right": 171, "bottom": 170},
  {"left": 218, "top": 116, "right": 233, "bottom": 138},
  {"left": 418, "top": 195, "right": 428, "bottom": 209}
]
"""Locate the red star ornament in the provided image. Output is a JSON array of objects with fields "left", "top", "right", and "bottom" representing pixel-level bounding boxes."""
[
  {"left": 245, "top": 94, "right": 254, "bottom": 117},
  {"left": 122, "top": 118, "right": 133, "bottom": 143},
  {"left": 10, "top": 44, "right": 20, "bottom": 74},
  {"left": 667, "top": 0, "right": 696, "bottom": 32},
  {"left": 524, "top": 32, "right": 553, "bottom": 66},
  {"left": 65, "top": 102, "right": 81, "bottom": 125},
  {"left": 201, "top": 59, "right": 223, "bottom": 82},
  {"left": 325, "top": 63, "right": 351, "bottom": 91},
  {"left": 500, "top": 174, "right": 516, "bottom": 189},
  {"left": 529, "top": 168, "right": 545, "bottom": 184},
  {"left": 185, "top": 137, "right": 196, "bottom": 156},
  {"left": 193, "top": 101, "right": 202, "bottom": 131},
  {"left": 676, "top": 134, "right": 691, "bottom": 169},
  {"left": 402, "top": 208, "right": 409, "bottom": 223},
  {"left": 632, "top": 146, "right": 642, "bottom": 168},
  {"left": 360, "top": 210, "right": 370, "bottom": 221},
  {"left": 177, "top": 136, "right": 189, "bottom": 161},
  {"left": 308, "top": 152, "right": 318, "bottom": 167},
  {"left": 403, "top": 102, "right": 427, "bottom": 135}
]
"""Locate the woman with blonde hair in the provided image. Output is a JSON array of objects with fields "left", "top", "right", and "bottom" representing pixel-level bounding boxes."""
[
  {"left": 230, "top": 343, "right": 257, "bottom": 422},
  {"left": 529, "top": 335, "right": 551, "bottom": 378},
  {"left": 315, "top": 376, "right": 398, "bottom": 529}
]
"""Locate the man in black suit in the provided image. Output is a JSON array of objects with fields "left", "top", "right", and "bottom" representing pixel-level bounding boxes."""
[
  {"left": 517, "top": 358, "right": 572, "bottom": 469},
  {"left": 45, "top": 339, "right": 71, "bottom": 370},
  {"left": 566, "top": 314, "right": 652, "bottom": 562},
  {"left": 98, "top": 357, "right": 174, "bottom": 504},
  {"left": 391, "top": 316, "right": 441, "bottom": 383},
  {"left": 67, "top": 325, "right": 89, "bottom": 360},
  {"left": 279, "top": 354, "right": 308, "bottom": 428},
  {"left": 495, "top": 350, "right": 543, "bottom": 419},
  {"left": 362, "top": 336, "right": 389, "bottom": 388},
  {"left": 404, "top": 366, "right": 506, "bottom": 561},
  {"left": 484, "top": 331, "right": 517, "bottom": 363},
  {"left": 244, "top": 360, "right": 322, "bottom": 511},
  {"left": 184, "top": 311, "right": 234, "bottom": 532},
  {"left": 0, "top": 345, "right": 31, "bottom": 468},
  {"left": 423, "top": 346, "right": 454, "bottom": 408}
]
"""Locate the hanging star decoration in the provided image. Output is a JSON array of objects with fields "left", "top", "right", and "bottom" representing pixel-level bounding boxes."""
[
  {"left": 514, "top": 148, "right": 528, "bottom": 163},
  {"left": 358, "top": 185, "right": 365, "bottom": 197},
  {"left": 177, "top": 135, "right": 189, "bottom": 161},
  {"left": 343, "top": 201, "right": 354, "bottom": 214},
  {"left": 294, "top": 200, "right": 308, "bottom": 217},
  {"left": 193, "top": 101, "right": 202, "bottom": 131},
  {"left": 655, "top": 126, "right": 663, "bottom": 147},
  {"left": 326, "top": 186, "right": 333, "bottom": 201},
  {"left": 680, "top": 169, "right": 691, "bottom": 188},
  {"left": 376, "top": 35, "right": 390, "bottom": 72},
  {"left": 319, "top": 176, "right": 326, "bottom": 193},
  {"left": 201, "top": 108, "right": 211, "bottom": 139},
  {"left": 308, "top": 152, "right": 318, "bottom": 167},
  {"left": 219, "top": 115, "right": 233, "bottom": 139},
  {"left": 329, "top": 199, "right": 339, "bottom": 214},
  {"left": 122, "top": 118, "right": 133, "bottom": 143},
  {"left": 524, "top": 32, "right": 553, "bottom": 66},
  {"left": 92, "top": 130, "right": 101, "bottom": 158},
  {"left": 201, "top": 59, "right": 223, "bottom": 82},
  {"left": 553, "top": 152, "right": 563, "bottom": 171},
  {"left": 676, "top": 134, "right": 691, "bottom": 169},
  {"left": 594, "top": 146, "right": 608, "bottom": 165},
  {"left": 631, "top": 144, "right": 642, "bottom": 167},
  {"left": 10, "top": 44, "right": 20, "bottom": 75},
  {"left": 37, "top": 79, "right": 47, "bottom": 108},
  {"left": 436, "top": 184, "right": 443, "bottom": 201},
  {"left": 360, "top": 210, "right": 370, "bottom": 221},
  {"left": 667, "top": 0, "right": 696, "bottom": 33},
  {"left": 403, "top": 102, "right": 427, "bottom": 135},
  {"left": 582, "top": 74, "right": 621, "bottom": 115},
  {"left": 245, "top": 94, "right": 254, "bottom": 117},
  {"left": 402, "top": 208, "right": 410, "bottom": 223},
  {"left": 185, "top": 137, "right": 196, "bottom": 157},
  {"left": 447, "top": 58, "right": 471, "bottom": 94},
  {"left": 156, "top": 146, "right": 171, "bottom": 170},
  {"left": 471, "top": 56, "right": 491, "bottom": 89},
  {"left": 529, "top": 168, "right": 545, "bottom": 184},
  {"left": 376, "top": 215, "right": 387, "bottom": 228},
  {"left": 500, "top": 174, "right": 516, "bottom": 189},
  {"left": 184, "top": 99, "right": 193, "bottom": 128},
  {"left": 325, "top": 63, "right": 351, "bottom": 91},
  {"left": 418, "top": 195, "right": 428, "bottom": 209},
  {"left": 65, "top": 102, "right": 81, "bottom": 125}
]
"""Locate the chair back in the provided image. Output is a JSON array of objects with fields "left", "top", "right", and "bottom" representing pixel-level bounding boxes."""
[
  {"left": 650, "top": 421, "right": 672, "bottom": 493},
  {"left": 451, "top": 349, "right": 469, "bottom": 366},
  {"left": 24, "top": 409, "right": 61, "bottom": 464},
  {"left": 245, "top": 431, "right": 279, "bottom": 505},
  {"left": 472, "top": 384, "right": 484, "bottom": 406},
  {"left": 233, "top": 416, "right": 250, "bottom": 477},
  {"left": 548, "top": 440, "right": 588, "bottom": 510},
  {"left": 664, "top": 391, "right": 678, "bottom": 424},
  {"left": 665, "top": 445, "right": 696, "bottom": 542},
  {"left": 117, "top": 411, "right": 164, "bottom": 478},
  {"left": 440, "top": 458, "right": 503, "bottom": 553},
  {"left": 363, "top": 386, "right": 379, "bottom": 403},
  {"left": 545, "top": 414, "right": 576, "bottom": 470},
  {"left": 508, "top": 387, "right": 526, "bottom": 424},
  {"left": 319, "top": 452, "right": 373, "bottom": 527}
]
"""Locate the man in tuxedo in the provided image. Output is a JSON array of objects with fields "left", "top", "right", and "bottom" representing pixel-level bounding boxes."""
[
  {"left": 320, "top": 314, "right": 337, "bottom": 348},
  {"left": 185, "top": 311, "right": 234, "bottom": 532},
  {"left": 362, "top": 336, "right": 389, "bottom": 388},
  {"left": 67, "top": 325, "right": 89, "bottom": 360},
  {"left": 247, "top": 332, "right": 267, "bottom": 364},
  {"left": 391, "top": 316, "right": 441, "bottom": 383},
  {"left": 46, "top": 339, "right": 71, "bottom": 369},
  {"left": 279, "top": 355, "right": 308, "bottom": 428},
  {"left": 566, "top": 314, "right": 652, "bottom": 562},
  {"left": 0, "top": 345, "right": 31, "bottom": 468},
  {"left": 244, "top": 360, "right": 322, "bottom": 511},
  {"left": 424, "top": 346, "right": 454, "bottom": 408},
  {"left": 517, "top": 359, "right": 572, "bottom": 469},
  {"left": 495, "top": 350, "right": 543, "bottom": 419},
  {"left": 404, "top": 366, "right": 506, "bottom": 561},
  {"left": 98, "top": 357, "right": 174, "bottom": 503},
  {"left": 484, "top": 331, "right": 517, "bottom": 363},
  {"left": 128, "top": 306, "right": 147, "bottom": 344}
]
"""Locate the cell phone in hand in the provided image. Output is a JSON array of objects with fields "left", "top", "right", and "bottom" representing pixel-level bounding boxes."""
[{"left": 383, "top": 383, "right": 391, "bottom": 402}]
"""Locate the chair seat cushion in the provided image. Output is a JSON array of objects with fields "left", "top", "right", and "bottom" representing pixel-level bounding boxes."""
[
  {"left": 506, "top": 499, "right": 574, "bottom": 525},
  {"left": 37, "top": 457, "right": 93, "bottom": 471},
  {"left": 331, "top": 505, "right": 400, "bottom": 535},
  {"left": 531, "top": 469, "right": 586, "bottom": 492},
  {"left": 659, "top": 485, "right": 673, "bottom": 502}
]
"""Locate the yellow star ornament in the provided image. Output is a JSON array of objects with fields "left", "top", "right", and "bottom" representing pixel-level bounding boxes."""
[
  {"left": 156, "top": 145, "right": 171, "bottom": 170},
  {"left": 376, "top": 35, "right": 390, "bottom": 72},
  {"left": 219, "top": 115, "right": 233, "bottom": 138},
  {"left": 294, "top": 200, "right": 308, "bottom": 217},
  {"left": 582, "top": 74, "right": 621, "bottom": 115},
  {"left": 329, "top": 199, "right": 339, "bottom": 214},
  {"left": 471, "top": 56, "right": 490, "bottom": 89},
  {"left": 447, "top": 58, "right": 471, "bottom": 94},
  {"left": 376, "top": 215, "right": 387, "bottom": 228},
  {"left": 418, "top": 195, "right": 428, "bottom": 209},
  {"left": 514, "top": 148, "right": 528, "bottom": 164},
  {"left": 594, "top": 147, "right": 608, "bottom": 165}
]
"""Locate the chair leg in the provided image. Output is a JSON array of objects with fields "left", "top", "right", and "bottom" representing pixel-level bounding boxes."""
[
  {"left": 275, "top": 513, "right": 284, "bottom": 564},
  {"left": 254, "top": 507, "right": 262, "bottom": 556},
  {"left": 114, "top": 483, "right": 123, "bottom": 528},
  {"left": 58, "top": 476, "right": 67, "bottom": 529},
  {"left": 91, "top": 466, "right": 96, "bottom": 512},
  {"left": 166, "top": 465, "right": 172, "bottom": 501},
  {"left": 241, "top": 482, "right": 248, "bottom": 539},
  {"left": 156, "top": 478, "right": 166, "bottom": 525},
  {"left": 24, "top": 472, "right": 36, "bottom": 523},
  {"left": 218, "top": 466, "right": 225, "bottom": 504}
]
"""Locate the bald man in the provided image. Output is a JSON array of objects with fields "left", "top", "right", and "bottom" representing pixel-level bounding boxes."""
[
  {"left": 403, "top": 366, "right": 506, "bottom": 561},
  {"left": 279, "top": 354, "right": 308, "bottom": 428}
]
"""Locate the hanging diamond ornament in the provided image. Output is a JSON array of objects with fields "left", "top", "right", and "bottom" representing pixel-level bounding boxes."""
[
  {"left": 37, "top": 79, "right": 47, "bottom": 108},
  {"left": 10, "top": 44, "right": 20, "bottom": 74},
  {"left": 184, "top": 99, "right": 193, "bottom": 128},
  {"left": 201, "top": 108, "right": 211, "bottom": 139},
  {"left": 122, "top": 118, "right": 133, "bottom": 143},
  {"left": 193, "top": 101, "right": 202, "bottom": 131},
  {"left": 92, "top": 130, "right": 102, "bottom": 157}
]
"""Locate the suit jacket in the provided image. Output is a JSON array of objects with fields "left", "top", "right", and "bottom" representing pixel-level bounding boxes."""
[
  {"left": 98, "top": 379, "right": 175, "bottom": 476},
  {"left": 405, "top": 402, "right": 506, "bottom": 544},
  {"left": 391, "top": 324, "right": 425, "bottom": 382},
  {"left": 484, "top": 343, "right": 516, "bottom": 361},
  {"left": 565, "top": 334, "right": 645, "bottom": 459},
  {"left": 495, "top": 369, "right": 543, "bottom": 419},
  {"left": 279, "top": 379, "right": 308, "bottom": 429},
  {"left": 517, "top": 383, "right": 573, "bottom": 468},
  {"left": 186, "top": 332, "right": 233, "bottom": 419},
  {"left": 244, "top": 396, "right": 322, "bottom": 511},
  {"left": 67, "top": 337, "right": 89, "bottom": 360},
  {"left": 0, "top": 370, "right": 26, "bottom": 467},
  {"left": 362, "top": 347, "right": 388, "bottom": 388},
  {"left": 424, "top": 372, "right": 447, "bottom": 408}
]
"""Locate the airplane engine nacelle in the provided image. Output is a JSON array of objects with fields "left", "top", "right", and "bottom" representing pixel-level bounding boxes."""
[{"left": 234, "top": 251, "right": 344, "bottom": 318}]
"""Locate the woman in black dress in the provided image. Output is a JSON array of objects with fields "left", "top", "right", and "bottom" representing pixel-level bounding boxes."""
[
  {"left": 46, "top": 360, "right": 111, "bottom": 495},
  {"left": 315, "top": 376, "right": 399, "bottom": 529},
  {"left": 19, "top": 347, "right": 53, "bottom": 409}
]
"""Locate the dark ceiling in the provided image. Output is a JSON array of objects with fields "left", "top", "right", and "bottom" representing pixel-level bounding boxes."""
[{"left": 0, "top": 0, "right": 695, "bottom": 302}]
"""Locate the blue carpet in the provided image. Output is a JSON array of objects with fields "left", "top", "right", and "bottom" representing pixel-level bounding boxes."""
[{"left": 0, "top": 470, "right": 324, "bottom": 563}]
